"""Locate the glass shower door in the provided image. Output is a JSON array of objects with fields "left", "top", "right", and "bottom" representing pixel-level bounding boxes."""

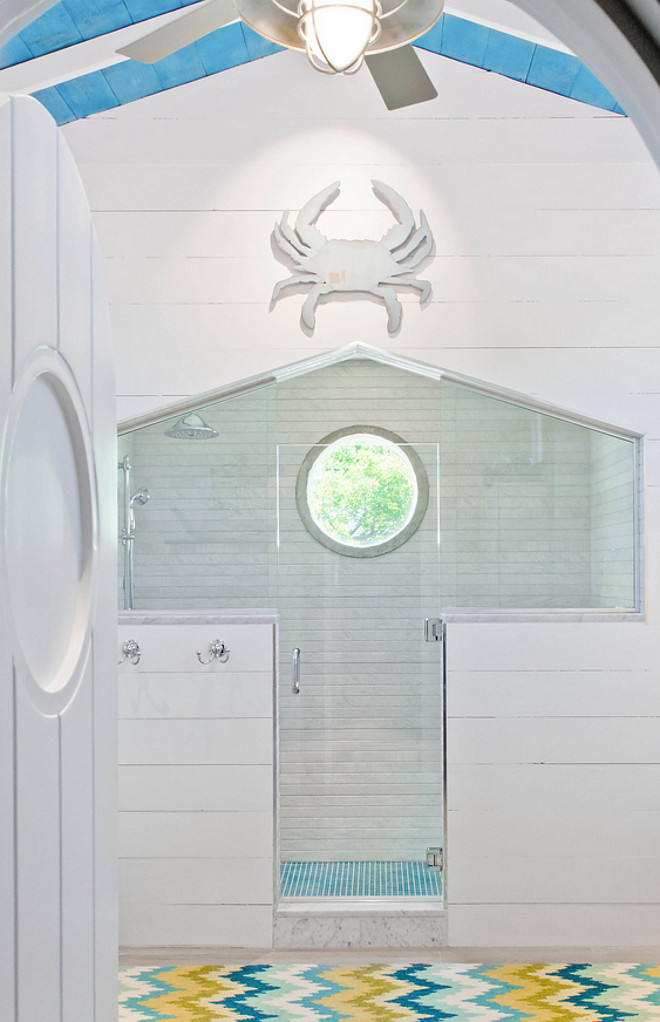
[{"left": 276, "top": 436, "right": 445, "bottom": 901}]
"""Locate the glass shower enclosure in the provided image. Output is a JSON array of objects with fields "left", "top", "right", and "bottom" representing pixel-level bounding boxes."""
[{"left": 276, "top": 436, "right": 445, "bottom": 901}]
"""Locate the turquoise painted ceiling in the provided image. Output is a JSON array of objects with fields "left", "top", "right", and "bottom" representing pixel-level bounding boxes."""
[{"left": 0, "top": 0, "right": 625, "bottom": 124}]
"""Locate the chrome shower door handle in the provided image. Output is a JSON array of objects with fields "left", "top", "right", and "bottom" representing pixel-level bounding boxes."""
[{"left": 292, "top": 647, "right": 301, "bottom": 694}]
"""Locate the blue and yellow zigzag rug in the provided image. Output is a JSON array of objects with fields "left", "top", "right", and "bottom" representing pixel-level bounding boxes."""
[{"left": 119, "top": 963, "right": 660, "bottom": 1020}]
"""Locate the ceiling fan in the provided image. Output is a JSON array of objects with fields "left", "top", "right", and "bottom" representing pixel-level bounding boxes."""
[{"left": 117, "top": 0, "right": 444, "bottom": 109}]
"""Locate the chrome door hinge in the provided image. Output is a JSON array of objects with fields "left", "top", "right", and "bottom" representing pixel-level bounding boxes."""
[
  {"left": 426, "top": 847, "right": 443, "bottom": 871},
  {"left": 424, "top": 618, "right": 443, "bottom": 642}
]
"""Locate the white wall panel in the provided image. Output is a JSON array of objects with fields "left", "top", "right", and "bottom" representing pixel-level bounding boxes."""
[
  {"left": 89, "top": 235, "right": 119, "bottom": 1022},
  {"left": 447, "top": 670, "right": 660, "bottom": 717},
  {"left": 119, "top": 718, "right": 273, "bottom": 765},
  {"left": 64, "top": 110, "right": 648, "bottom": 168},
  {"left": 448, "top": 717, "right": 660, "bottom": 763},
  {"left": 118, "top": 671, "right": 273, "bottom": 718},
  {"left": 15, "top": 681, "right": 61, "bottom": 1022},
  {"left": 119, "top": 764, "right": 273, "bottom": 811},
  {"left": 60, "top": 662, "right": 95, "bottom": 1022},
  {"left": 449, "top": 854, "right": 660, "bottom": 904},
  {"left": 448, "top": 905, "right": 660, "bottom": 948},
  {"left": 120, "top": 857, "right": 273, "bottom": 905},
  {"left": 118, "top": 810, "right": 272, "bottom": 859},
  {"left": 118, "top": 623, "right": 273, "bottom": 673},
  {"left": 446, "top": 619, "right": 660, "bottom": 944},
  {"left": 448, "top": 808, "right": 660, "bottom": 858},
  {"left": 448, "top": 623, "right": 650, "bottom": 669},
  {"left": 11, "top": 100, "right": 57, "bottom": 378},
  {"left": 57, "top": 134, "right": 92, "bottom": 408},
  {"left": 0, "top": 96, "right": 14, "bottom": 1022},
  {"left": 119, "top": 904, "right": 273, "bottom": 948},
  {"left": 449, "top": 763, "right": 660, "bottom": 811},
  {"left": 117, "top": 618, "right": 275, "bottom": 946},
  {"left": 104, "top": 254, "right": 660, "bottom": 306}
]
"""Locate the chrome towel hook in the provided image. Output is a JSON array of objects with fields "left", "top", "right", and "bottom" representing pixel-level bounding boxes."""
[
  {"left": 119, "top": 639, "right": 141, "bottom": 666},
  {"left": 196, "top": 639, "right": 230, "bottom": 665}
]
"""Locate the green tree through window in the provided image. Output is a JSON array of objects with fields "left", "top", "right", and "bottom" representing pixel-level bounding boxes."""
[{"left": 307, "top": 436, "right": 417, "bottom": 547}]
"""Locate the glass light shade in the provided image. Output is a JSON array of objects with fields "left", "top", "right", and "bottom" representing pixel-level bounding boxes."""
[{"left": 297, "top": 0, "right": 381, "bottom": 74}]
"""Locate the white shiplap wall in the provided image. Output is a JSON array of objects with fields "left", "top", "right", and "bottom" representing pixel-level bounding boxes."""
[
  {"left": 118, "top": 618, "right": 275, "bottom": 947},
  {"left": 63, "top": 41, "right": 660, "bottom": 944}
]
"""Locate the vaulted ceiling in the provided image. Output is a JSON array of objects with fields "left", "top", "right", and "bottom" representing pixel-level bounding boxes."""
[{"left": 0, "top": 0, "right": 625, "bottom": 124}]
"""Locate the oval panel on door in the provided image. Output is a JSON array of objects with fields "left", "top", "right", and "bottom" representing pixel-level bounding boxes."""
[{"left": 4, "top": 359, "right": 96, "bottom": 696}]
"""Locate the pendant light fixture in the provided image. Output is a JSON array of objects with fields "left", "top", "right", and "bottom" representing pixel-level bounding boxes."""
[{"left": 297, "top": 0, "right": 382, "bottom": 75}]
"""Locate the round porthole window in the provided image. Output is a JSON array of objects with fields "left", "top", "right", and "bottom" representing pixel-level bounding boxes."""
[{"left": 296, "top": 426, "right": 429, "bottom": 557}]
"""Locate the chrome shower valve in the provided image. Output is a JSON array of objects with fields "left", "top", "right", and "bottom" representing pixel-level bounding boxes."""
[
  {"left": 196, "top": 639, "right": 230, "bottom": 665},
  {"left": 118, "top": 639, "right": 141, "bottom": 665}
]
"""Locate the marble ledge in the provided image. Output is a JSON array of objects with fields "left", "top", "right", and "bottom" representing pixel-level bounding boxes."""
[
  {"left": 118, "top": 609, "right": 279, "bottom": 626},
  {"left": 273, "top": 914, "right": 448, "bottom": 950},
  {"left": 442, "top": 611, "right": 643, "bottom": 623},
  {"left": 278, "top": 899, "right": 446, "bottom": 917}
]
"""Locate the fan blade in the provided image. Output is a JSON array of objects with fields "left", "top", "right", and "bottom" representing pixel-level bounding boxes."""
[
  {"left": 117, "top": 0, "right": 237, "bottom": 63},
  {"left": 365, "top": 46, "right": 437, "bottom": 110}
]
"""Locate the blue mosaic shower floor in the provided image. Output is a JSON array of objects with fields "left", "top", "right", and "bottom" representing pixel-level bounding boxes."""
[{"left": 280, "top": 860, "right": 443, "bottom": 898}]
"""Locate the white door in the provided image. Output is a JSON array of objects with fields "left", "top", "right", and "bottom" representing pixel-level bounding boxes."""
[{"left": 0, "top": 96, "right": 116, "bottom": 1022}]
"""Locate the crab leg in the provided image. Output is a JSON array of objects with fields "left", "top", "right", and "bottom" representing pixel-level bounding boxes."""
[
  {"left": 278, "top": 214, "right": 311, "bottom": 256},
  {"left": 372, "top": 286, "right": 403, "bottom": 333},
  {"left": 273, "top": 220, "right": 308, "bottom": 263},
  {"left": 372, "top": 180, "right": 415, "bottom": 251},
  {"left": 301, "top": 283, "right": 333, "bottom": 329},
  {"left": 394, "top": 211, "right": 433, "bottom": 265},
  {"left": 295, "top": 181, "right": 340, "bottom": 250},
  {"left": 380, "top": 276, "right": 432, "bottom": 304},
  {"left": 272, "top": 274, "right": 315, "bottom": 303}
]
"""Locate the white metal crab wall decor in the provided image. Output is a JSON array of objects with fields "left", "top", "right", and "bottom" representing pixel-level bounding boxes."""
[{"left": 271, "top": 181, "right": 433, "bottom": 334}]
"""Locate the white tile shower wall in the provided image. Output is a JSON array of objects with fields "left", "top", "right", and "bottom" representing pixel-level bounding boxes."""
[
  {"left": 117, "top": 619, "right": 275, "bottom": 948},
  {"left": 590, "top": 431, "right": 636, "bottom": 608}
]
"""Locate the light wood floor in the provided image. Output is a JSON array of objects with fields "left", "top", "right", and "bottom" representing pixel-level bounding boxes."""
[{"left": 120, "top": 946, "right": 660, "bottom": 966}]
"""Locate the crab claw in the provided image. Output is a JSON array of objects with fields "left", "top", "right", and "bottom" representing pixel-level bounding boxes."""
[
  {"left": 372, "top": 179, "right": 416, "bottom": 252},
  {"left": 294, "top": 180, "right": 340, "bottom": 250}
]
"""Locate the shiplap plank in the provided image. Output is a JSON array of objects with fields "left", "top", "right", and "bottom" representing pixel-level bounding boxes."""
[
  {"left": 118, "top": 809, "right": 272, "bottom": 858},
  {"left": 448, "top": 808, "right": 660, "bottom": 859},
  {"left": 118, "top": 671, "right": 272, "bottom": 718},
  {"left": 117, "top": 623, "right": 273, "bottom": 672},
  {"left": 119, "top": 764, "right": 273, "bottom": 811},
  {"left": 64, "top": 114, "right": 649, "bottom": 167},
  {"left": 118, "top": 718, "right": 272, "bottom": 764},
  {"left": 11, "top": 97, "right": 57, "bottom": 377},
  {"left": 119, "top": 903, "right": 273, "bottom": 947},
  {"left": 448, "top": 717, "right": 660, "bottom": 764},
  {"left": 103, "top": 254, "right": 660, "bottom": 306},
  {"left": 448, "top": 904, "right": 660, "bottom": 947},
  {"left": 449, "top": 763, "right": 660, "bottom": 811},
  {"left": 448, "top": 854, "right": 660, "bottom": 904},
  {"left": 119, "top": 857, "right": 272, "bottom": 905},
  {"left": 447, "top": 671, "right": 660, "bottom": 717}
]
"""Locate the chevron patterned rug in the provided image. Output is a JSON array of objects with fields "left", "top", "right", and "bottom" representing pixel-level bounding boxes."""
[{"left": 119, "top": 963, "right": 660, "bottom": 1020}]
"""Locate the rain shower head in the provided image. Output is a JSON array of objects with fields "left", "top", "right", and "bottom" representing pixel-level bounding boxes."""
[{"left": 165, "top": 412, "right": 218, "bottom": 440}]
